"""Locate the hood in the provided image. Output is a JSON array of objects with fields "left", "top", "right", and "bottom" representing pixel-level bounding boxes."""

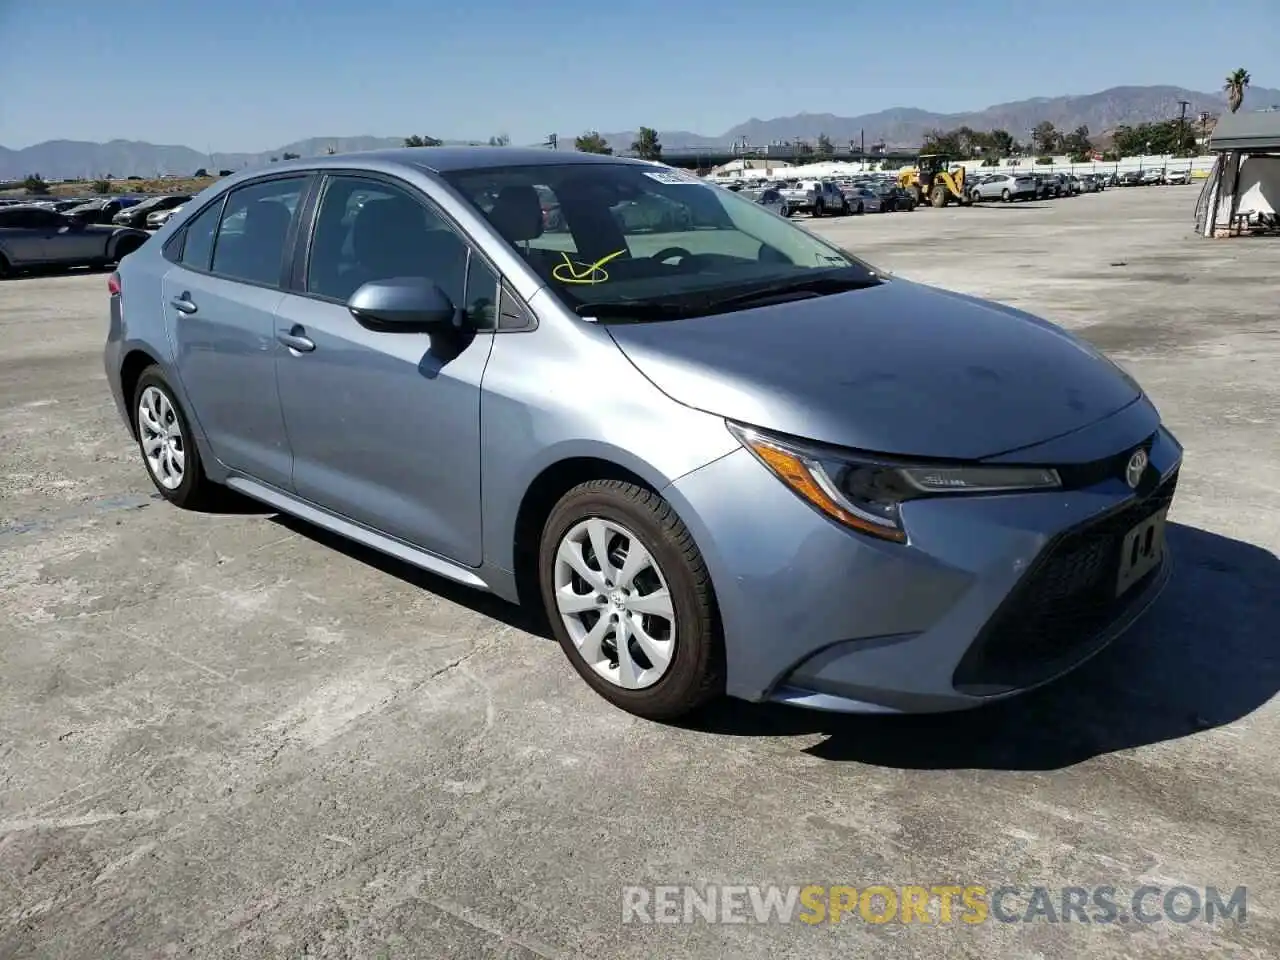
[{"left": 605, "top": 279, "right": 1141, "bottom": 460}]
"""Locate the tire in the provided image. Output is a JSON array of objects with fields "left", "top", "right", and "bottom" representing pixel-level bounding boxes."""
[
  {"left": 1001, "top": 189, "right": 1011, "bottom": 202},
  {"left": 930, "top": 185, "right": 948, "bottom": 207},
  {"left": 131, "top": 366, "right": 219, "bottom": 509},
  {"left": 112, "top": 234, "right": 147, "bottom": 263},
  {"left": 856, "top": 202, "right": 863, "bottom": 215},
  {"left": 538, "top": 479, "right": 724, "bottom": 721},
  {"left": 813, "top": 200, "right": 824, "bottom": 218},
  {"left": 779, "top": 205, "right": 790, "bottom": 218},
  {"left": 0, "top": 253, "right": 9, "bottom": 279},
  {"left": 840, "top": 200, "right": 850, "bottom": 216}
]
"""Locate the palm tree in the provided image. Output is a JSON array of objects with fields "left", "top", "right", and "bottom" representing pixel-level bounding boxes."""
[{"left": 1224, "top": 68, "right": 1251, "bottom": 113}]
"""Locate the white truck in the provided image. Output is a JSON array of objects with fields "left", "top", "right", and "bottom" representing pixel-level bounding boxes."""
[{"left": 777, "top": 179, "right": 849, "bottom": 217}]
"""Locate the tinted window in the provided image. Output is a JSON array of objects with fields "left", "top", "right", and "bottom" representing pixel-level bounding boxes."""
[
  {"left": 210, "top": 178, "right": 305, "bottom": 286},
  {"left": 0, "top": 208, "right": 49, "bottom": 229},
  {"left": 306, "top": 175, "right": 468, "bottom": 306},
  {"left": 463, "top": 253, "right": 499, "bottom": 331},
  {"left": 179, "top": 199, "right": 224, "bottom": 270}
]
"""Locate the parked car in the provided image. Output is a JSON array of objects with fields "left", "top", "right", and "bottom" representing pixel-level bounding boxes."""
[
  {"left": 1028, "top": 174, "right": 1055, "bottom": 200},
  {"left": 0, "top": 204, "right": 148, "bottom": 278},
  {"left": 778, "top": 179, "right": 849, "bottom": 217},
  {"left": 1141, "top": 169, "right": 1165, "bottom": 185},
  {"left": 1163, "top": 168, "right": 1190, "bottom": 185},
  {"left": 744, "top": 187, "right": 791, "bottom": 218},
  {"left": 842, "top": 187, "right": 883, "bottom": 214},
  {"left": 65, "top": 198, "right": 128, "bottom": 224},
  {"left": 871, "top": 182, "right": 916, "bottom": 211},
  {"left": 147, "top": 205, "right": 183, "bottom": 229},
  {"left": 105, "top": 147, "right": 1182, "bottom": 721},
  {"left": 113, "top": 194, "right": 192, "bottom": 229},
  {"left": 969, "top": 173, "right": 1037, "bottom": 202}
]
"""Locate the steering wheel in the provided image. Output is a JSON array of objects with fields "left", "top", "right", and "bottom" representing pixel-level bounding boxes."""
[{"left": 651, "top": 246, "right": 696, "bottom": 268}]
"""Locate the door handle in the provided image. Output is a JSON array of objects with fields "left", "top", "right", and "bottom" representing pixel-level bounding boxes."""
[
  {"left": 170, "top": 293, "right": 197, "bottom": 314},
  {"left": 277, "top": 327, "right": 316, "bottom": 353}
]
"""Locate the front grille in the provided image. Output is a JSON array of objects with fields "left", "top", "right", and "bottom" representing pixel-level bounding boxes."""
[{"left": 953, "top": 470, "right": 1178, "bottom": 692}]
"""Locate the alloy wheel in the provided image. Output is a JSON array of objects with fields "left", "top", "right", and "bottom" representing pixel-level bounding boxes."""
[
  {"left": 137, "top": 385, "right": 185, "bottom": 490},
  {"left": 553, "top": 517, "right": 676, "bottom": 689}
]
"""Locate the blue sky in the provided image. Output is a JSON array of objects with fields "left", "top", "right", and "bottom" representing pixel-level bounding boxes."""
[{"left": 0, "top": 0, "right": 1274, "bottom": 151}]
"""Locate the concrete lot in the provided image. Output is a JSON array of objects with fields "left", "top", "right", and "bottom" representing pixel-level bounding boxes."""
[{"left": 2, "top": 185, "right": 1277, "bottom": 959}]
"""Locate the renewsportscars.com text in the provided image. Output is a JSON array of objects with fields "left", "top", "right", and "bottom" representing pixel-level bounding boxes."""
[{"left": 621, "top": 884, "right": 1247, "bottom": 925}]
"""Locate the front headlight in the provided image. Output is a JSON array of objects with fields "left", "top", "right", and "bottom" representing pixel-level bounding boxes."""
[{"left": 727, "top": 423, "right": 1060, "bottom": 544}]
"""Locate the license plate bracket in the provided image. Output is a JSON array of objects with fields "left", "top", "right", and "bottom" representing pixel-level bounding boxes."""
[{"left": 1115, "top": 508, "right": 1168, "bottom": 597}]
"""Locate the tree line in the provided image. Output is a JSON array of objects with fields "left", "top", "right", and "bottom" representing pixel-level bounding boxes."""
[{"left": 401, "top": 128, "right": 665, "bottom": 160}]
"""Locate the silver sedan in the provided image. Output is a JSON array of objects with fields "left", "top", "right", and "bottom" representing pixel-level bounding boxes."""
[{"left": 0, "top": 204, "right": 149, "bottom": 278}]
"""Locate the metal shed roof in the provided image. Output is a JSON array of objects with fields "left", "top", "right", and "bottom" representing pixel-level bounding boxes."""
[{"left": 1209, "top": 110, "right": 1280, "bottom": 151}]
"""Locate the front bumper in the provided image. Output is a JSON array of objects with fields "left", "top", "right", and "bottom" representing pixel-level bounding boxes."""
[{"left": 664, "top": 405, "right": 1182, "bottom": 713}]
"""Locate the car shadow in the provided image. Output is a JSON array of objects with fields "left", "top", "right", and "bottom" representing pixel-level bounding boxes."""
[
  {"left": 266, "top": 512, "right": 552, "bottom": 639},
  {"left": 686, "top": 522, "right": 1280, "bottom": 771}
]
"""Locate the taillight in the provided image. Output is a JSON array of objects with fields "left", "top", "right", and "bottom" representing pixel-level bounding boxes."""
[{"left": 107, "top": 272, "right": 121, "bottom": 296}]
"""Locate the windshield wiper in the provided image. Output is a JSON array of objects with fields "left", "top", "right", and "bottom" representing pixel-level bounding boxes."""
[
  {"left": 704, "top": 274, "right": 881, "bottom": 310},
  {"left": 573, "top": 274, "right": 882, "bottom": 322},
  {"left": 573, "top": 300, "right": 694, "bottom": 320}
]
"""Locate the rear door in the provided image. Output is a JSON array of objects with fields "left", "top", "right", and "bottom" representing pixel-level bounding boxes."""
[{"left": 161, "top": 174, "right": 311, "bottom": 489}]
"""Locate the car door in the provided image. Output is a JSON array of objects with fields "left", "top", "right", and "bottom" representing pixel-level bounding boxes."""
[
  {"left": 0, "top": 208, "right": 50, "bottom": 262},
  {"left": 34, "top": 209, "right": 105, "bottom": 262},
  {"left": 161, "top": 174, "right": 310, "bottom": 490},
  {"left": 273, "top": 172, "right": 495, "bottom": 566}
]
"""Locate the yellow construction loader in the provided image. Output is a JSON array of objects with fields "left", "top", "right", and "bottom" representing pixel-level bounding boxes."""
[{"left": 898, "top": 154, "right": 971, "bottom": 207}]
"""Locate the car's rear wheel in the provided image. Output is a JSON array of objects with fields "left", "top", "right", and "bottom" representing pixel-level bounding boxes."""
[
  {"left": 132, "top": 366, "right": 218, "bottom": 509},
  {"left": 1001, "top": 188, "right": 1011, "bottom": 202},
  {"left": 812, "top": 200, "right": 824, "bottom": 218},
  {"left": 539, "top": 480, "right": 723, "bottom": 720}
]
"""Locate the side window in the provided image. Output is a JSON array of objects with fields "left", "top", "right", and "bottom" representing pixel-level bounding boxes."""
[
  {"left": 463, "top": 252, "right": 499, "bottom": 331},
  {"left": 497, "top": 283, "right": 535, "bottom": 331},
  {"left": 178, "top": 200, "right": 223, "bottom": 271},
  {"left": 210, "top": 177, "right": 306, "bottom": 287},
  {"left": 29, "top": 209, "right": 64, "bottom": 229},
  {"left": 306, "top": 175, "right": 467, "bottom": 306}
]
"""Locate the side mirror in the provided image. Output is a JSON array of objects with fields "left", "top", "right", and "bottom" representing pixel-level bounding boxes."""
[{"left": 347, "top": 277, "right": 460, "bottom": 333}]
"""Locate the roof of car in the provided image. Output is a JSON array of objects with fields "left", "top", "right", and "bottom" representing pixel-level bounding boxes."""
[{"left": 321, "top": 146, "right": 651, "bottom": 173}]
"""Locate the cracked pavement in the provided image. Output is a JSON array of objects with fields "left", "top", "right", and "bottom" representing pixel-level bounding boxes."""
[{"left": 1, "top": 185, "right": 1278, "bottom": 959}]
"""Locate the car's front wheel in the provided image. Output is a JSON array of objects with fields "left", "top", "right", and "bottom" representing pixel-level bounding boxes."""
[
  {"left": 132, "top": 366, "right": 219, "bottom": 509},
  {"left": 539, "top": 480, "right": 723, "bottom": 720}
]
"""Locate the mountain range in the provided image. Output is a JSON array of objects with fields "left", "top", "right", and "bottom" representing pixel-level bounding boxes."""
[{"left": 3, "top": 84, "right": 1277, "bottom": 180}]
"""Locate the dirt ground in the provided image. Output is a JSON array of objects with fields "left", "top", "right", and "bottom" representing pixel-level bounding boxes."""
[{"left": 1, "top": 183, "right": 1277, "bottom": 959}]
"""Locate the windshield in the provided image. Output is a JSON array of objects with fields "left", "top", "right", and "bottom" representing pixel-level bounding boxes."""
[{"left": 440, "top": 162, "right": 877, "bottom": 316}]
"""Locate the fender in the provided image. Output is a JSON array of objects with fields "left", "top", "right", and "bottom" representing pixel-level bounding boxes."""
[{"left": 106, "top": 228, "right": 150, "bottom": 262}]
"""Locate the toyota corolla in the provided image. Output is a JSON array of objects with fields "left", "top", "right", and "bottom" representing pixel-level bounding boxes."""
[{"left": 104, "top": 147, "right": 1181, "bottom": 720}]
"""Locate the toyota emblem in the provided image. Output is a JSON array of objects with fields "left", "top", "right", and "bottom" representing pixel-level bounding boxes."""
[{"left": 1125, "top": 449, "right": 1148, "bottom": 489}]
